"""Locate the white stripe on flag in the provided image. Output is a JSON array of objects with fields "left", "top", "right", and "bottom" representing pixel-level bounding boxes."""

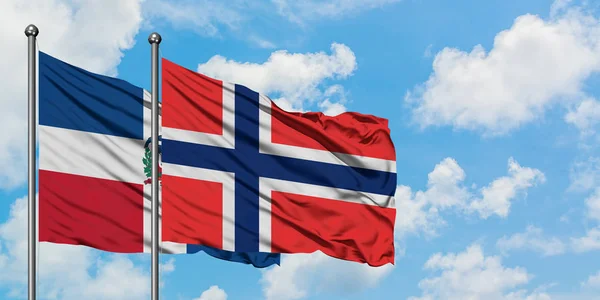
[
  {"left": 257, "top": 94, "right": 396, "bottom": 173},
  {"left": 258, "top": 177, "right": 396, "bottom": 252},
  {"left": 39, "top": 125, "right": 144, "bottom": 183}
]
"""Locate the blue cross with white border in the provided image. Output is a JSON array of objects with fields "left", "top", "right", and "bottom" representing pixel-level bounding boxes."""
[{"left": 162, "top": 85, "right": 397, "bottom": 252}]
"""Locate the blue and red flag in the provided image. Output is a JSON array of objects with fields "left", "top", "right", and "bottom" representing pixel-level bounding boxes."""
[
  {"left": 161, "top": 59, "right": 397, "bottom": 266},
  {"left": 38, "top": 51, "right": 279, "bottom": 267}
]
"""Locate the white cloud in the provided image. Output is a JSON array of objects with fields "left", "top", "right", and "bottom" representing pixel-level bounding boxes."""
[
  {"left": 0, "top": 196, "right": 155, "bottom": 299},
  {"left": 420, "top": 157, "right": 471, "bottom": 209},
  {"left": 157, "top": 257, "right": 176, "bottom": 289},
  {"left": 160, "top": 258, "right": 176, "bottom": 273},
  {"left": 194, "top": 285, "right": 228, "bottom": 300},
  {"left": 143, "top": 0, "right": 244, "bottom": 37},
  {"left": 571, "top": 228, "right": 600, "bottom": 253},
  {"left": 468, "top": 158, "right": 546, "bottom": 219},
  {"left": 260, "top": 252, "right": 393, "bottom": 300},
  {"left": 318, "top": 99, "right": 347, "bottom": 116},
  {"left": 143, "top": 0, "right": 394, "bottom": 46},
  {"left": 317, "top": 85, "right": 348, "bottom": 116},
  {"left": 405, "top": 4, "right": 600, "bottom": 135},
  {"left": 69, "top": 256, "right": 149, "bottom": 300},
  {"left": 272, "top": 84, "right": 349, "bottom": 116},
  {"left": 0, "top": 0, "right": 144, "bottom": 189},
  {"left": 424, "top": 44, "right": 434, "bottom": 58},
  {"left": 550, "top": 0, "right": 574, "bottom": 17},
  {"left": 496, "top": 226, "right": 566, "bottom": 257},
  {"left": 581, "top": 270, "right": 600, "bottom": 289},
  {"left": 248, "top": 35, "right": 277, "bottom": 49},
  {"left": 394, "top": 184, "right": 443, "bottom": 239},
  {"left": 504, "top": 290, "right": 552, "bottom": 300},
  {"left": 409, "top": 243, "right": 546, "bottom": 300},
  {"left": 569, "top": 181, "right": 600, "bottom": 253},
  {"left": 396, "top": 157, "right": 545, "bottom": 239},
  {"left": 394, "top": 158, "right": 467, "bottom": 239},
  {"left": 569, "top": 157, "right": 600, "bottom": 192},
  {"left": 584, "top": 188, "right": 600, "bottom": 222},
  {"left": 565, "top": 98, "right": 600, "bottom": 137},
  {"left": 272, "top": 0, "right": 400, "bottom": 24},
  {"left": 197, "top": 43, "right": 356, "bottom": 112}
]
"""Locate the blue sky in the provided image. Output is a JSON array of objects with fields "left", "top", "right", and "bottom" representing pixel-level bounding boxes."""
[{"left": 2, "top": 0, "right": 600, "bottom": 299}]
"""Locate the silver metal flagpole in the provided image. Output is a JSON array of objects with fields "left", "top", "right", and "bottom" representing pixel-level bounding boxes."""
[
  {"left": 25, "top": 24, "right": 39, "bottom": 300},
  {"left": 148, "top": 32, "right": 162, "bottom": 300}
]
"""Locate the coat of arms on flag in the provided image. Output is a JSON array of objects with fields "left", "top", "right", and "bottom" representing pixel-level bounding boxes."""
[{"left": 143, "top": 135, "right": 162, "bottom": 185}]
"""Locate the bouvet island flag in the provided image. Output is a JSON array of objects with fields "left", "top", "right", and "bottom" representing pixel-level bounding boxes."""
[
  {"left": 37, "top": 51, "right": 279, "bottom": 267},
  {"left": 161, "top": 59, "right": 397, "bottom": 266}
]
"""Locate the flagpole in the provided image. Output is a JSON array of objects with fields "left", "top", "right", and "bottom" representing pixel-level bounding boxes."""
[
  {"left": 25, "top": 24, "right": 39, "bottom": 300},
  {"left": 149, "top": 32, "right": 162, "bottom": 300}
]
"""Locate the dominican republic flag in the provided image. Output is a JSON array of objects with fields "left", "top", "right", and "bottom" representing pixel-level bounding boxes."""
[
  {"left": 38, "top": 51, "right": 279, "bottom": 268},
  {"left": 161, "top": 59, "right": 397, "bottom": 266}
]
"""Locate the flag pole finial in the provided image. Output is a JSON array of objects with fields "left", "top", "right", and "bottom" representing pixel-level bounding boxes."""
[
  {"left": 148, "top": 32, "right": 161, "bottom": 44},
  {"left": 24, "top": 24, "right": 39, "bottom": 37}
]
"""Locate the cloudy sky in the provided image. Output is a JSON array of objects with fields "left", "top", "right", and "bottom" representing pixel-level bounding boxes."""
[{"left": 2, "top": 0, "right": 600, "bottom": 299}]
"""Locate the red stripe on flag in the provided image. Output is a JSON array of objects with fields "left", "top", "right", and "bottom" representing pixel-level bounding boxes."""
[
  {"left": 162, "top": 58, "right": 223, "bottom": 135},
  {"left": 39, "top": 170, "right": 144, "bottom": 253},
  {"left": 162, "top": 175, "right": 223, "bottom": 249},
  {"left": 270, "top": 191, "right": 395, "bottom": 266},
  {"left": 270, "top": 102, "right": 396, "bottom": 161}
]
